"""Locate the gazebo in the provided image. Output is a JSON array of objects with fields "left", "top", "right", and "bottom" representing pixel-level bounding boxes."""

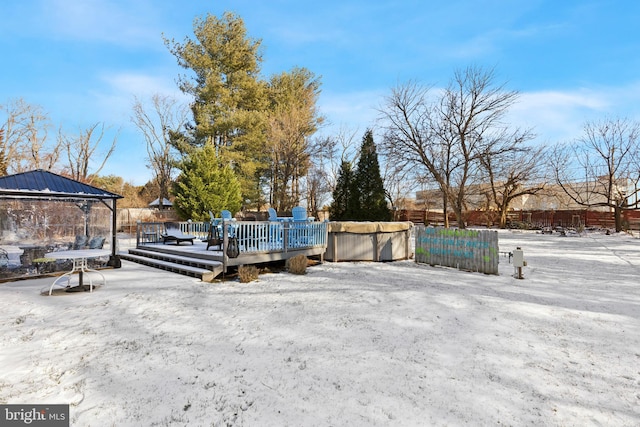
[
  {"left": 0, "top": 169, "right": 123, "bottom": 274},
  {"left": 149, "top": 197, "right": 172, "bottom": 209}
]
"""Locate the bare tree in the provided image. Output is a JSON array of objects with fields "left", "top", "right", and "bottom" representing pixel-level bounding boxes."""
[
  {"left": 551, "top": 117, "right": 640, "bottom": 232},
  {"left": 433, "top": 66, "right": 520, "bottom": 227},
  {"left": 306, "top": 128, "right": 360, "bottom": 215},
  {"left": 267, "top": 105, "right": 313, "bottom": 211},
  {"left": 266, "top": 68, "right": 323, "bottom": 212},
  {"left": 59, "top": 123, "right": 117, "bottom": 183},
  {"left": 0, "top": 98, "right": 61, "bottom": 174},
  {"left": 132, "top": 94, "right": 189, "bottom": 209},
  {"left": 380, "top": 156, "right": 420, "bottom": 211},
  {"left": 305, "top": 165, "right": 327, "bottom": 216},
  {"left": 379, "top": 80, "right": 460, "bottom": 225},
  {"left": 318, "top": 127, "right": 360, "bottom": 188},
  {"left": 380, "top": 67, "right": 520, "bottom": 228},
  {"left": 305, "top": 136, "right": 334, "bottom": 215},
  {"left": 379, "top": 81, "right": 455, "bottom": 224},
  {"left": 479, "top": 139, "right": 548, "bottom": 228},
  {"left": 0, "top": 129, "right": 6, "bottom": 175}
]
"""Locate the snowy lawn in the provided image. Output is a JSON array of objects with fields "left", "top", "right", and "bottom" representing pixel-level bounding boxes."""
[{"left": 1, "top": 230, "right": 639, "bottom": 426}]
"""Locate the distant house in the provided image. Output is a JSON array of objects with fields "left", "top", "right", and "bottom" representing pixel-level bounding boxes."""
[
  {"left": 415, "top": 179, "right": 637, "bottom": 213},
  {"left": 149, "top": 198, "right": 172, "bottom": 210}
]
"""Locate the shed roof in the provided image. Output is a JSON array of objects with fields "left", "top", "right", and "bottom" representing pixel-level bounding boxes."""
[{"left": 0, "top": 169, "right": 123, "bottom": 200}]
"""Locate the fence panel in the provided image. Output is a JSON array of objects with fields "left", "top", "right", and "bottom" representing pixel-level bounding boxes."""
[{"left": 414, "top": 226, "right": 499, "bottom": 274}]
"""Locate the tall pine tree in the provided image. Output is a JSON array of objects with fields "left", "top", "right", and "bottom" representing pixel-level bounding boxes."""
[
  {"left": 352, "top": 130, "right": 391, "bottom": 221},
  {"left": 165, "top": 12, "right": 268, "bottom": 206},
  {"left": 329, "top": 160, "right": 356, "bottom": 220}
]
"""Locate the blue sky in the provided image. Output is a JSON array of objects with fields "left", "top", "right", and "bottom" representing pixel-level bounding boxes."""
[{"left": 1, "top": 0, "right": 639, "bottom": 185}]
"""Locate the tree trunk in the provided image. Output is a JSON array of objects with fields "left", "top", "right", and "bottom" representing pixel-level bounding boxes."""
[
  {"left": 442, "top": 194, "right": 449, "bottom": 228},
  {"left": 499, "top": 209, "right": 508, "bottom": 229},
  {"left": 453, "top": 207, "right": 465, "bottom": 229},
  {"left": 614, "top": 206, "right": 623, "bottom": 232},
  {"left": 498, "top": 197, "right": 510, "bottom": 228}
]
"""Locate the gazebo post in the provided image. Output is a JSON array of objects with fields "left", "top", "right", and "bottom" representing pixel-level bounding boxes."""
[{"left": 108, "top": 198, "right": 121, "bottom": 268}]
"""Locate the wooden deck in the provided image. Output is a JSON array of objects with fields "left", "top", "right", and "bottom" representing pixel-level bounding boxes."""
[{"left": 120, "top": 220, "right": 328, "bottom": 281}]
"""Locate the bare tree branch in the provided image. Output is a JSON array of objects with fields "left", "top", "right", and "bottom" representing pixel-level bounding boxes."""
[
  {"left": 131, "top": 94, "right": 189, "bottom": 208},
  {"left": 0, "top": 98, "right": 61, "bottom": 173},
  {"left": 379, "top": 67, "right": 521, "bottom": 228},
  {"left": 59, "top": 123, "right": 117, "bottom": 183},
  {"left": 551, "top": 117, "right": 640, "bottom": 231}
]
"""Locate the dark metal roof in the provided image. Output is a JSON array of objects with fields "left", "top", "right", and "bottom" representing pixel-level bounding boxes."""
[
  {"left": 149, "top": 197, "right": 172, "bottom": 206},
  {"left": 0, "top": 169, "right": 123, "bottom": 200}
]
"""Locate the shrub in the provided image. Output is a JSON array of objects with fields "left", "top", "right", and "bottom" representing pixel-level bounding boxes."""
[
  {"left": 238, "top": 265, "right": 259, "bottom": 283},
  {"left": 286, "top": 254, "right": 308, "bottom": 275}
]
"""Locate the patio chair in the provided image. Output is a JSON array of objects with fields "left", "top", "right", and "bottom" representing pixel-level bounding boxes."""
[
  {"left": 72, "top": 234, "right": 89, "bottom": 250},
  {"left": 218, "top": 210, "right": 239, "bottom": 239},
  {"left": 0, "top": 248, "right": 8, "bottom": 270},
  {"left": 209, "top": 210, "right": 219, "bottom": 225},
  {"left": 221, "top": 210, "right": 234, "bottom": 221},
  {"left": 205, "top": 223, "right": 222, "bottom": 251},
  {"left": 290, "top": 207, "right": 315, "bottom": 247},
  {"left": 87, "top": 236, "right": 107, "bottom": 268},
  {"left": 268, "top": 207, "right": 289, "bottom": 222},
  {"left": 292, "top": 206, "right": 312, "bottom": 222},
  {"left": 88, "top": 236, "right": 106, "bottom": 249},
  {"left": 161, "top": 222, "right": 196, "bottom": 245}
]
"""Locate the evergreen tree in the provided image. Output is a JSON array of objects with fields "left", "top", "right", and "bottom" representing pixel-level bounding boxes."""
[
  {"left": 353, "top": 130, "right": 391, "bottom": 221},
  {"left": 329, "top": 160, "right": 355, "bottom": 220},
  {"left": 172, "top": 144, "right": 242, "bottom": 221},
  {"left": 165, "top": 12, "right": 268, "bottom": 206}
]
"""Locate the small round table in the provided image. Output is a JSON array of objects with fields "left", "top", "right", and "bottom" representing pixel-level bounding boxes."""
[{"left": 43, "top": 249, "right": 110, "bottom": 295}]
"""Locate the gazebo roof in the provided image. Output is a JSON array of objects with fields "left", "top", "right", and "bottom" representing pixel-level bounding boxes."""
[
  {"left": 149, "top": 197, "right": 172, "bottom": 207},
  {"left": 0, "top": 169, "right": 122, "bottom": 200}
]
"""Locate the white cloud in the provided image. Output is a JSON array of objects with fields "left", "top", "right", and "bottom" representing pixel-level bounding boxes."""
[
  {"left": 317, "top": 89, "right": 387, "bottom": 137},
  {"left": 319, "top": 82, "right": 640, "bottom": 148},
  {"left": 89, "top": 71, "right": 190, "bottom": 124},
  {"left": 102, "top": 72, "right": 185, "bottom": 99},
  {"left": 40, "top": 0, "right": 162, "bottom": 48},
  {"left": 442, "top": 21, "right": 567, "bottom": 61},
  {"left": 88, "top": 71, "right": 193, "bottom": 185},
  {"left": 509, "top": 83, "right": 640, "bottom": 143}
]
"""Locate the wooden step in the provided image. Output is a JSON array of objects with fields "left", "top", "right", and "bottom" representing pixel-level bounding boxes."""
[
  {"left": 120, "top": 252, "right": 223, "bottom": 282},
  {"left": 128, "top": 248, "right": 222, "bottom": 269}
]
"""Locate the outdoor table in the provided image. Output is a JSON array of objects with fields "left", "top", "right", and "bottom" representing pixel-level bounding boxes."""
[{"left": 43, "top": 249, "right": 110, "bottom": 295}]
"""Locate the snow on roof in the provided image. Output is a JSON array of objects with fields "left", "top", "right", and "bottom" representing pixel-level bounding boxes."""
[
  {"left": 0, "top": 169, "right": 122, "bottom": 199},
  {"left": 149, "top": 197, "right": 173, "bottom": 206}
]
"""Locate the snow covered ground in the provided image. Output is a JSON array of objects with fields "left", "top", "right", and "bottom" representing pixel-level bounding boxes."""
[{"left": 1, "top": 230, "right": 639, "bottom": 426}]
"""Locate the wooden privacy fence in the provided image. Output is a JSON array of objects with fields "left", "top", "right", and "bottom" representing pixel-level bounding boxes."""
[{"left": 414, "top": 226, "right": 499, "bottom": 274}]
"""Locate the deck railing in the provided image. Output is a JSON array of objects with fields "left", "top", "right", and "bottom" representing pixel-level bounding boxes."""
[
  {"left": 231, "top": 220, "right": 327, "bottom": 254},
  {"left": 136, "top": 220, "right": 328, "bottom": 255}
]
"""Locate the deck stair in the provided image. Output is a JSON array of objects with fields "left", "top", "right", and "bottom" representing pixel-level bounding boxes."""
[{"left": 120, "top": 247, "right": 223, "bottom": 282}]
